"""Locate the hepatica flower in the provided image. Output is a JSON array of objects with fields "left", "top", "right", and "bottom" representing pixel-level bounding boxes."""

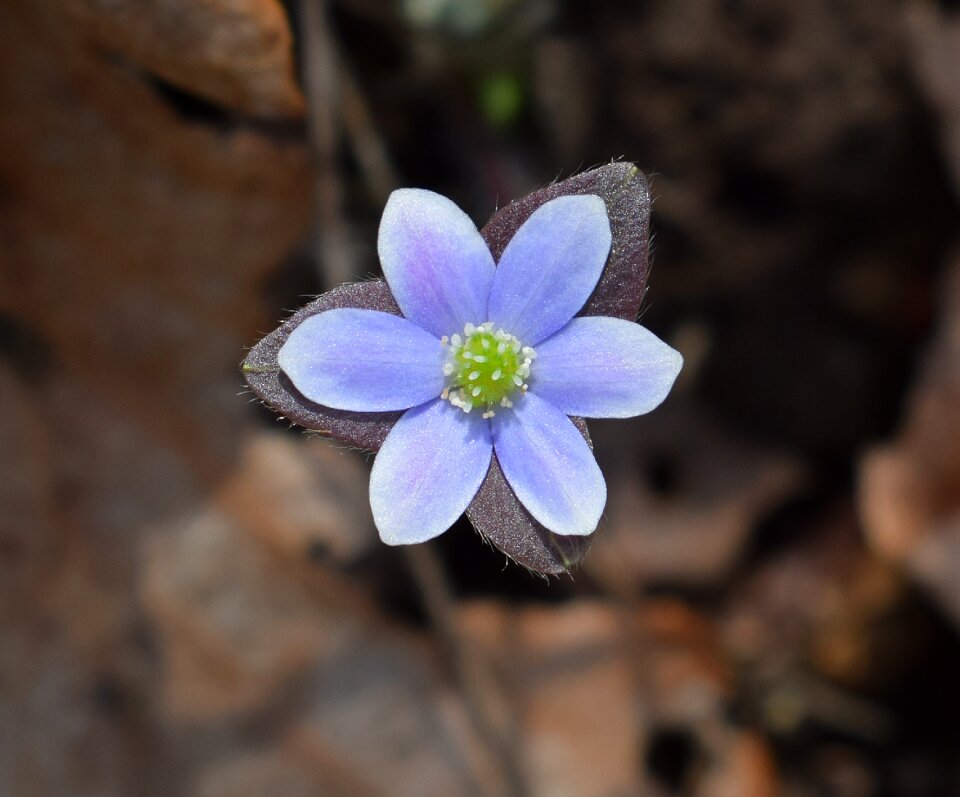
[{"left": 244, "top": 164, "right": 682, "bottom": 574}]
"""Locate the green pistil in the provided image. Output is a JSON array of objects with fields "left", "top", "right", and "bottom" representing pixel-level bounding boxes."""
[{"left": 441, "top": 322, "right": 535, "bottom": 416}]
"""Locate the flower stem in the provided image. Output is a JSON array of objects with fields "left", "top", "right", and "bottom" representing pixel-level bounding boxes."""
[{"left": 402, "top": 544, "right": 528, "bottom": 797}]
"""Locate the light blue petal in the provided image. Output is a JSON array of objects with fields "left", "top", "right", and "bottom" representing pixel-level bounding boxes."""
[
  {"left": 531, "top": 317, "right": 683, "bottom": 418},
  {"left": 491, "top": 393, "right": 605, "bottom": 536},
  {"left": 378, "top": 189, "right": 496, "bottom": 339},
  {"left": 278, "top": 309, "right": 445, "bottom": 411},
  {"left": 370, "top": 399, "right": 493, "bottom": 545},
  {"left": 487, "top": 195, "right": 611, "bottom": 345}
]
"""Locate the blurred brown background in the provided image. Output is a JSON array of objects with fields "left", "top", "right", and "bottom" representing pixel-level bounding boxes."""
[{"left": 2, "top": 1, "right": 960, "bottom": 795}]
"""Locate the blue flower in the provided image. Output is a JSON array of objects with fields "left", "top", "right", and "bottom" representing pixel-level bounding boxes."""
[{"left": 277, "top": 189, "right": 683, "bottom": 546}]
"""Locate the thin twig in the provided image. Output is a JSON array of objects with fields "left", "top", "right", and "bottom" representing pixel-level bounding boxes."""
[
  {"left": 298, "top": 0, "right": 355, "bottom": 288},
  {"left": 339, "top": 57, "right": 400, "bottom": 203},
  {"left": 403, "top": 544, "right": 529, "bottom": 797}
]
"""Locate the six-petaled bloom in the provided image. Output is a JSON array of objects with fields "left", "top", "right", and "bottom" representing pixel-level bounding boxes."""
[{"left": 278, "top": 189, "right": 683, "bottom": 545}]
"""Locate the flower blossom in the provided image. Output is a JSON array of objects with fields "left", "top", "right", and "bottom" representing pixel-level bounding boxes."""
[{"left": 276, "top": 188, "right": 683, "bottom": 546}]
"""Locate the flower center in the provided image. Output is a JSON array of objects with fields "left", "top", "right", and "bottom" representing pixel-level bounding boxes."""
[{"left": 440, "top": 322, "right": 535, "bottom": 418}]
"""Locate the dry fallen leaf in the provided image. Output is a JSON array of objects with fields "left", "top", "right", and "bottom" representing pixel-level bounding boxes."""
[
  {"left": 587, "top": 400, "right": 803, "bottom": 591},
  {"left": 860, "top": 253, "right": 960, "bottom": 626},
  {"left": 458, "top": 599, "right": 780, "bottom": 797},
  {"left": 65, "top": 0, "right": 306, "bottom": 119},
  {"left": 0, "top": 0, "right": 311, "bottom": 469}
]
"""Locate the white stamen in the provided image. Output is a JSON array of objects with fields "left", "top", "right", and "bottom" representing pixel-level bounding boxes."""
[{"left": 439, "top": 322, "right": 536, "bottom": 415}]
